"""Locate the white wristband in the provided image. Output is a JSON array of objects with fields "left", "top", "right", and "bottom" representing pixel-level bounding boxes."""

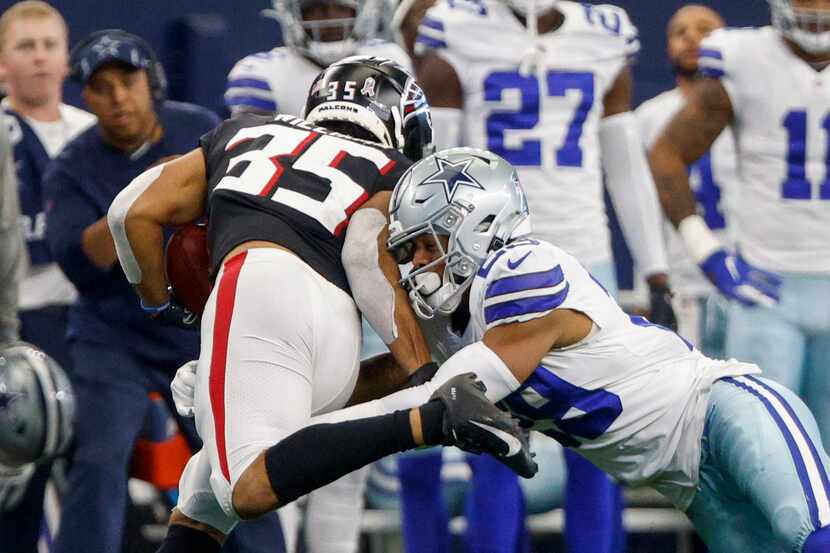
[{"left": 677, "top": 214, "right": 722, "bottom": 264}]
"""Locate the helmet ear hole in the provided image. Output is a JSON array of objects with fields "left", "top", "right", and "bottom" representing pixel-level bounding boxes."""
[{"left": 474, "top": 214, "right": 495, "bottom": 233}]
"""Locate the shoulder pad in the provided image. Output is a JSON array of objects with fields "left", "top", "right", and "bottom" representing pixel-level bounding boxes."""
[
  {"left": 698, "top": 28, "right": 738, "bottom": 80},
  {"left": 560, "top": 1, "right": 640, "bottom": 58},
  {"left": 225, "top": 50, "right": 280, "bottom": 114},
  {"left": 415, "top": 0, "right": 493, "bottom": 56},
  {"left": 474, "top": 239, "right": 570, "bottom": 330}
]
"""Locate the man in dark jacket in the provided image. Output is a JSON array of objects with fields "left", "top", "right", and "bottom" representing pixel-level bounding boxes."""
[{"left": 44, "top": 29, "right": 283, "bottom": 553}]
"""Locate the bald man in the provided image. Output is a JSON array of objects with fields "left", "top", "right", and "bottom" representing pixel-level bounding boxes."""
[{"left": 634, "top": 5, "right": 735, "bottom": 357}]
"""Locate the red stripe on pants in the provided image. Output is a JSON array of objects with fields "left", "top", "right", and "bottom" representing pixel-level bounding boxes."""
[{"left": 209, "top": 251, "right": 248, "bottom": 482}]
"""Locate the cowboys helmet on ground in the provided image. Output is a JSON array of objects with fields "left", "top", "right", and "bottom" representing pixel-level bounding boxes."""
[{"left": 0, "top": 343, "right": 75, "bottom": 467}]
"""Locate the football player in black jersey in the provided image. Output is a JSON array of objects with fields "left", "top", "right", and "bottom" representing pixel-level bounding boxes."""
[{"left": 107, "top": 56, "right": 534, "bottom": 552}]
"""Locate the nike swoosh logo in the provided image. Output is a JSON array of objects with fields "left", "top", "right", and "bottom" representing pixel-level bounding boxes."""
[
  {"left": 471, "top": 420, "right": 522, "bottom": 457},
  {"left": 724, "top": 255, "right": 740, "bottom": 281},
  {"left": 507, "top": 252, "right": 532, "bottom": 271}
]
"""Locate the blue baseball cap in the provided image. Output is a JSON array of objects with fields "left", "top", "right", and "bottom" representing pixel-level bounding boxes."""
[{"left": 69, "top": 30, "right": 156, "bottom": 85}]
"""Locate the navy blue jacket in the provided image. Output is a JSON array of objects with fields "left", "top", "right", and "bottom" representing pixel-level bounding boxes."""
[
  {"left": 44, "top": 101, "right": 220, "bottom": 366},
  {"left": 4, "top": 110, "right": 53, "bottom": 266}
]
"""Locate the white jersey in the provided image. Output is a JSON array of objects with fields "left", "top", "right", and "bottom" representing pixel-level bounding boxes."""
[
  {"left": 225, "top": 40, "right": 412, "bottom": 117},
  {"left": 427, "top": 238, "right": 759, "bottom": 509},
  {"left": 699, "top": 27, "right": 830, "bottom": 274},
  {"left": 417, "top": 1, "right": 638, "bottom": 265},
  {"left": 635, "top": 88, "right": 737, "bottom": 297}
]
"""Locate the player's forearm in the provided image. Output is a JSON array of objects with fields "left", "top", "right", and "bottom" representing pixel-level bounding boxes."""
[
  {"left": 600, "top": 111, "right": 668, "bottom": 276},
  {"left": 81, "top": 217, "right": 118, "bottom": 269},
  {"left": 386, "top": 302, "right": 432, "bottom": 371},
  {"left": 648, "top": 143, "right": 699, "bottom": 228},
  {"left": 378, "top": 226, "right": 432, "bottom": 371},
  {"left": 123, "top": 215, "right": 168, "bottom": 306},
  {"left": 343, "top": 205, "right": 432, "bottom": 372},
  {"left": 650, "top": 78, "right": 733, "bottom": 229},
  {"left": 108, "top": 163, "right": 170, "bottom": 305}
]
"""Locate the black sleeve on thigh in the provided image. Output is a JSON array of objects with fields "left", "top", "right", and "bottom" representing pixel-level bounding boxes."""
[
  {"left": 265, "top": 409, "right": 426, "bottom": 506},
  {"left": 156, "top": 523, "right": 221, "bottom": 553}
]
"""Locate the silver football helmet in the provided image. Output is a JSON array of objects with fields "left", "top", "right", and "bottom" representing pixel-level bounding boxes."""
[
  {"left": 272, "top": 0, "right": 384, "bottom": 66},
  {"left": 388, "top": 148, "right": 531, "bottom": 319},
  {"left": 769, "top": 0, "right": 830, "bottom": 54},
  {"left": 0, "top": 343, "right": 75, "bottom": 467}
]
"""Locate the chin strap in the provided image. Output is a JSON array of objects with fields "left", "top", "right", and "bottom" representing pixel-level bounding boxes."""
[{"left": 409, "top": 272, "right": 441, "bottom": 319}]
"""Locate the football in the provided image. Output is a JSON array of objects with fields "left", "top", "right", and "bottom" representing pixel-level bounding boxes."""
[{"left": 165, "top": 224, "right": 212, "bottom": 315}]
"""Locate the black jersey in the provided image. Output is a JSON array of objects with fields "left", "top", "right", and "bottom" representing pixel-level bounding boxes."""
[{"left": 200, "top": 113, "right": 411, "bottom": 293}]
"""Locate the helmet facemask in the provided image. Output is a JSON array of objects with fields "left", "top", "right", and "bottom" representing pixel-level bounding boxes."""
[
  {"left": 275, "top": 0, "right": 383, "bottom": 66},
  {"left": 388, "top": 149, "right": 532, "bottom": 320},
  {"left": 769, "top": 0, "right": 830, "bottom": 55},
  {"left": 388, "top": 202, "right": 478, "bottom": 319}
]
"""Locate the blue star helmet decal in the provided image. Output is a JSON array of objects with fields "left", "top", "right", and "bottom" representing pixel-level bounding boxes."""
[{"left": 422, "top": 156, "right": 485, "bottom": 203}]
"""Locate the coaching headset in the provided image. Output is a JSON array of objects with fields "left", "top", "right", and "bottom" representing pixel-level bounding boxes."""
[{"left": 69, "top": 29, "right": 167, "bottom": 102}]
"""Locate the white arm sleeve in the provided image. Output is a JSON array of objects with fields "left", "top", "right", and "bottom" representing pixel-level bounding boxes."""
[
  {"left": 342, "top": 208, "right": 398, "bottom": 344},
  {"left": 430, "top": 107, "right": 463, "bottom": 151},
  {"left": 309, "top": 342, "right": 520, "bottom": 425},
  {"left": 600, "top": 111, "right": 669, "bottom": 277},
  {"left": 107, "top": 163, "right": 166, "bottom": 284}
]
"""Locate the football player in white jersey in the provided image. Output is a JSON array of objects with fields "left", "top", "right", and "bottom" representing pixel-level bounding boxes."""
[
  {"left": 410, "top": 2, "right": 673, "bottom": 551},
  {"left": 634, "top": 5, "right": 735, "bottom": 356},
  {"left": 336, "top": 147, "right": 830, "bottom": 553},
  {"left": 225, "top": 0, "right": 411, "bottom": 117},
  {"left": 225, "top": 3, "right": 411, "bottom": 552},
  {"left": 648, "top": 0, "right": 830, "bottom": 451}
]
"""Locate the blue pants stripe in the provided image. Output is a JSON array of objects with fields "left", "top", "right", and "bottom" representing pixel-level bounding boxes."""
[
  {"left": 723, "top": 376, "right": 828, "bottom": 530},
  {"left": 747, "top": 375, "right": 830, "bottom": 519}
]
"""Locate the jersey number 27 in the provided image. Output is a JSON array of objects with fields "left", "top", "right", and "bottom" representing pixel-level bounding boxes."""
[{"left": 485, "top": 70, "right": 594, "bottom": 169}]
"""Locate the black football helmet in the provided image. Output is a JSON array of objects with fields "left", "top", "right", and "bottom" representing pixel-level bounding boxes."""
[{"left": 303, "top": 55, "right": 434, "bottom": 161}]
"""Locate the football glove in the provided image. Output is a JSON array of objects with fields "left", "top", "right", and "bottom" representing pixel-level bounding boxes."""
[
  {"left": 431, "top": 373, "right": 538, "bottom": 478},
  {"left": 171, "top": 360, "right": 198, "bottom": 417},
  {"left": 699, "top": 250, "right": 781, "bottom": 307},
  {"left": 648, "top": 281, "right": 678, "bottom": 331}
]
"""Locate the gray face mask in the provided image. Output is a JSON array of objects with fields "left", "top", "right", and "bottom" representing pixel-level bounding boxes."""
[
  {"left": 271, "top": 0, "right": 383, "bottom": 66},
  {"left": 770, "top": 0, "right": 830, "bottom": 55},
  {"left": 388, "top": 148, "right": 532, "bottom": 319}
]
